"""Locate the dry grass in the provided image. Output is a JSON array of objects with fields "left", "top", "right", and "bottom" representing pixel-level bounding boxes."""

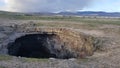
[{"left": 0, "top": 15, "right": 120, "bottom": 68}]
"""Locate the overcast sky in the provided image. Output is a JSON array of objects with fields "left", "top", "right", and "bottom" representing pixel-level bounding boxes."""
[{"left": 0, "top": 0, "right": 120, "bottom": 12}]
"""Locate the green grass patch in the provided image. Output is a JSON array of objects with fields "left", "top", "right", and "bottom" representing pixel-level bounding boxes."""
[
  {"left": 15, "top": 16, "right": 120, "bottom": 25},
  {"left": 23, "top": 58, "right": 48, "bottom": 62},
  {"left": 0, "top": 55, "right": 12, "bottom": 61},
  {"left": 1, "top": 13, "right": 120, "bottom": 25},
  {"left": 0, "top": 66, "right": 7, "bottom": 68}
]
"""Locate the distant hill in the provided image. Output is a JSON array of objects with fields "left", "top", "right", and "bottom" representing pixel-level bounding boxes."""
[
  {"left": 57, "top": 11, "right": 120, "bottom": 17},
  {"left": 0, "top": 11, "right": 120, "bottom": 17},
  {"left": 27, "top": 11, "right": 120, "bottom": 17}
]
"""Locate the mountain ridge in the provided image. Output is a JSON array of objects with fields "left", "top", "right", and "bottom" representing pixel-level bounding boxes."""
[{"left": 0, "top": 11, "right": 120, "bottom": 17}]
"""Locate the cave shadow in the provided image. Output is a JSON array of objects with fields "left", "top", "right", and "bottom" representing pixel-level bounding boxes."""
[{"left": 8, "top": 34, "right": 57, "bottom": 59}]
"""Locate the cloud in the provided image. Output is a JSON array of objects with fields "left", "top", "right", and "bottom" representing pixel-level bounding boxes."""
[
  {"left": 0, "top": 0, "right": 5, "bottom": 10},
  {"left": 4, "top": 0, "right": 93, "bottom": 12}
]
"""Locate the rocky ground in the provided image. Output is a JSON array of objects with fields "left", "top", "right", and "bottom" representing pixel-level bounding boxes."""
[{"left": 0, "top": 18, "right": 120, "bottom": 68}]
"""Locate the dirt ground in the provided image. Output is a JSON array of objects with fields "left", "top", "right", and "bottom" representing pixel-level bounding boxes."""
[{"left": 0, "top": 18, "right": 120, "bottom": 68}]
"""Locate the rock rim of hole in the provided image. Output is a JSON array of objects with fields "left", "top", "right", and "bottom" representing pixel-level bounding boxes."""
[{"left": 0, "top": 27, "right": 95, "bottom": 59}]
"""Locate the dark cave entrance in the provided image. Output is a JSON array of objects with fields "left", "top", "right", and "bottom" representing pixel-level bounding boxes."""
[{"left": 7, "top": 34, "right": 60, "bottom": 59}]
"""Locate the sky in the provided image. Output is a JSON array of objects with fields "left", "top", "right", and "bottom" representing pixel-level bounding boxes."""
[{"left": 0, "top": 0, "right": 120, "bottom": 12}]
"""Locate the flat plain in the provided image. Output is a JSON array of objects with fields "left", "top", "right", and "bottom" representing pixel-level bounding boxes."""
[{"left": 0, "top": 14, "right": 120, "bottom": 68}]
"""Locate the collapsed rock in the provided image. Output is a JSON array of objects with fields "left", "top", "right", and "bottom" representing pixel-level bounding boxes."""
[{"left": 6, "top": 28, "right": 94, "bottom": 59}]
